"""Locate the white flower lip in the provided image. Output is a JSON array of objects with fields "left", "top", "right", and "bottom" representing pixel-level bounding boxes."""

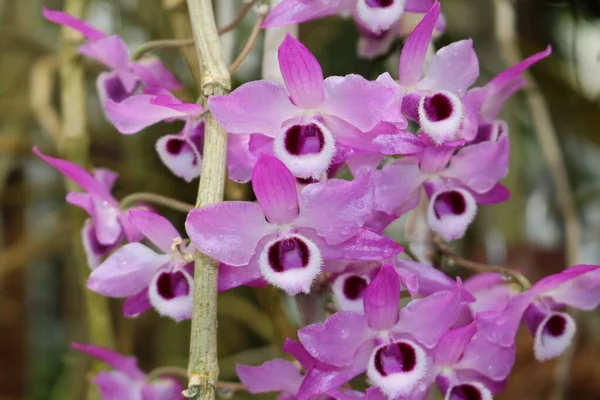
[{"left": 418, "top": 91, "right": 464, "bottom": 144}]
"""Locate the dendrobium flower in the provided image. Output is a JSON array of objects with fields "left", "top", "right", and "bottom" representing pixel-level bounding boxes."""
[
  {"left": 186, "top": 156, "right": 402, "bottom": 295},
  {"left": 396, "top": 2, "right": 480, "bottom": 145},
  {"left": 42, "top": 8, "right": 181, "bottom": 106},
  {"left": 105, "top": 89, "right": 205, "bottom": 182},
  {"left": 88, "top": 209, "right": 195, "bottom": 321},
  {"left": 373, "top": 135, "right": 510, "bottom": 241},
  {"left": 208, "top": 34, "right": 408, "bottom": 180},
  {"left": 72, "top": 342, "right": 182, "bottom": 400},
  {"left": 264, "top": 0, "right": 438, "bottom": 57},
  {"left": 33, "top": 147, "right": 141, "bottom": 268},
  {"left": 297, "top": 265, "right": 462, "bottom": 398}
]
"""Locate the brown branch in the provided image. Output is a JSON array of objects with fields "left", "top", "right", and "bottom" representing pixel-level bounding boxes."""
[
  {"left": 228, "top": 5, "right": 269, "bottom": 76},
  {"left": 217, "top": 0, "right": 257, "bottom": 36},
  {"left": 29, "top": 55, "right": 61, "bottom": 143},
  {"left": 435, "top": 240, "right": 531, "bottom": 290}
]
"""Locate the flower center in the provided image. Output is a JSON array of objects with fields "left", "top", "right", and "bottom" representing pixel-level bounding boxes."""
[
  {"left": 166, "top": 138, "right": 184, "bottom": 155},
  {"left": 366, "top": 0, "right": 394, "bottom": 7},
  {"left": 433, "top": 190, "right": 467, "bottom": 218},
  {"left": 343, "top": 275, "right": 369, "bottom": 300},
  {"left": 374, "top": 342, "right": 417, "bottom": 376},
  {"left": 284, "top": 123, "right": 326, "bottom": 156},
  {"left": 157, "top": 271, "right": 190, "bottom": 300},
  {"left": 423, "top": 93, "right": 453, "bottom": 122},
  {"left": 268, "top": 237, "right": 310, "bottom": 272},
  {"left": 448, "top": 384, "right": 483, "bottom": 400},
  {"left": 545, "top": 314, "right": 567, "bottom": 337}
]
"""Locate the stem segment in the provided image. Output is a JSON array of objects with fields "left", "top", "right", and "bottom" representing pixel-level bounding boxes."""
[
  {"left": 183, "top": 0, "right": 231, "bottom": 399},
  {"left": 119, "top": 192, "right": 194, "bottom": 213}
]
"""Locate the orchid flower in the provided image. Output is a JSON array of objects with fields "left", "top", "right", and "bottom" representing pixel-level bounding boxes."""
[
  {"left": 208, "top": 34, "right": 410, "bottom": 180},
  {"left": 72, "top": 342, "right": 182, "bottom": 400},
  {"left": 394, "top": 2, "right": 481, "bottom": 145},
  {"left": 296, "top": 265, "right": 462, "bottom": 399},
  {"left": 42, "top": 8, "right": 181, "bottom": 106},
  {"left": 373, "top": 135, "right": 510, "bottom": 241},
  {"left": 186, "top": 156, "right": 402, "bottom": 295},
  {"left": 33, "top": 147, "right": 141, "bottom": 268},
  {"left": 477, "top": 265, "right": 600, "bottom": 362},
  {"left": 88, "top": 209, "right": 195, "bottom": 321}
]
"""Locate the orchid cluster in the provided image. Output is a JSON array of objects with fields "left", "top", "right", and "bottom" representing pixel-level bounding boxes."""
[{"left": 35, "top": 2, "right": 600, "bottom": 400}]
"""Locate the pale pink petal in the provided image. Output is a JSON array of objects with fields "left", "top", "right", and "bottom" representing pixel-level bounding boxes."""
[
  {"left": 96, "top": 70, "right": 138, "bottom": 105},
  {"left": 123, "top": 289, "right": 152, "bottom": 318},
  {"left": 71, "top": 342, "right": 145, "bottom": 379},
  {"left": 133, "top": 57, "right": 182, "bottom": 91},
  {"left": 321, "top": 75, "right": 397, "bottom": 132},
  {"left": 278, "top": 34, "right": 325, "bottom": 109},
  {"left": 185, "top": 202, "right": 276, "bottom": 266},
  {"left": 358, "top": 28, "right": 398, "bottom": 60},
  {"left": 128, "top": 209, "right": 181, "bottom": 253},
  {"left": 398, "top": 2, "right": 441, "bottom": 86},
  {"left": 299, "top": 312, "right": 373, "bottom": 367},
  {"left": 79, "top": 35, "right": 131, "bottom": 74},
  {"left": 296, "top": 173, "right": 373, "bottom": 245},
  {"left": 88, "top": 243, "right": 169, "bottom": 297},
  {"left": 237, "top": 360, "right": 303, "bottom": 394},
  {"left": 227, "top": 134, "right": 257, "bottom": 183},
  {"left": 534, "top": 265, "right": 600, "bottom": 310},
  {"left": 208, "top": 81, "right": 299, "bottom": 136},
  {"left": 252, "top": 155, "right": 299, "bottom": 224},
  {"left": 143, "top": 379, "right": 183, "bottom": 400},
  {"left": 33, "top": 147, "right": 115, "bottom": 203},
  {"left": 93, "top": 371, "right": 143, "bottom": 400},
  {"left": 156, "top": 134, "right": 202, "bottom": 183},
  {"left": 67, "top": 192, "right": 93, "bottom": 215},
  {"left": 81, "top": 219, "right": 120, "bottom": 269},
  {"left": 373, "top": 157, "right": 425, "bottom": 215},
  {"left": 434, "top": 320, "right": 478, "bottom": 365},
  {"left": 91, "top": 198, "right": 122, "bottom": 245},
  {"left": 314, "top": 228, "right": 404, "bottom": 261},
  {"left": 105, "top": 95, "right": 191, "bottom": 134},
  {"left": 262, "top": 0, "right": 345, "bottom": 28},
  {"left": 42, "top": 8, "right": 106, "bottom": 41},
  {"left": 419, "top": 40, "right": 479, "bottom": 96},
  {"left": 364, "top": 264, "right": 401, "bottom": 330},
  {"left": 405, "top": 0, "right": 435, "bottom": 13}
]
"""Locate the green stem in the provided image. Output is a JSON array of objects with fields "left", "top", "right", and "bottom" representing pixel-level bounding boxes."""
[{"left": 119, "top": 192, "right": 194, "bottom": 213}]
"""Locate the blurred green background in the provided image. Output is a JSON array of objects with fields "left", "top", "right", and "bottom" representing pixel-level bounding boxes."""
[{"left": 1, "top": 0, "right": 600, "bottom": 399}]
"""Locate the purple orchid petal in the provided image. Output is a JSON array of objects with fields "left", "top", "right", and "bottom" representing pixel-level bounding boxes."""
[
  {"left": 465, "top": 273, "right": 512, "bottom": 315},
  {"left": 405, "top": 0, "right": 436, "bottom": 13},
  {"left": 321, "top": 74, "right": 397, "bottom": 132},
  {"left": 186, "top": 202, "right": 276, "bottom": 266},
  {"left": 143, "top": 378, "right": 184, "bottom": 400},
  {"left": 358, "top": 27, "right": 398, "bottom": 60},
  {"left": 88, "top": 243, "right": 169, "bottom": 297},
  {"left": 42, "top": 8, "right": 106, "bottom": 41},
  {"left": 94, "top": 168, "right": 119, "bottom": 190},
  {"left": 123, "top": 289, "right": 152, "bottom": 318},
  {"left": 455, "top": 332, "right": 516, "bottom": 381},
  {"left": 471, "top": 183, "right": 510, "bottom": 205},
  {"left": 419, "top": 40, "right": 479, "bottom": 96},
  {"left": 105, "top": 94, "right": 196, "bottom": 134},
  {"left": 399, "top": 1, "right": 441, "bottom": 86},
  {"left": 299, "top": 311, "right": 373, "bottom": 367},
  {"left": 148, "top": 267, "right": 194, "bottom": 321},
  {"left": 313, "top": 228, "right": 404, "bottom": 261},
  {"left": 237, "top": 359, "right": 303, "bottom": 394},
  {"left": 297, "top": 343, "right": 375, "bottom": 400},
  {"left": 444, "top": 382, "right": 493, "bottom": 400},
  {"left": 66, "top": 192, "right": 93, "bottom": 215},
  {"left": 395, "top": 260, "right": 475, "bottom": 301},
  {"left": 446, "top": 137, "right": 509, "bottom": 193},
  {"left": 355, "top": 0, "right": 407, "bottom": 34},
  {"left": 81, "top": 219, "right": 119, "bottom": 269},
  {"left": 373, "top": 157, "right": 424, "bottom": 215},
  {"left": 93, "top": 371, "right": 143, "bottom": 400},
  {"left": 227, "top": 134, "right": 257, "bottom": 183},
  {"left": 133, "top": 57, "right": 182, "bottom": 91},
  {"left": 128, "top": 209, "right": 181, "bottom": 253},
  {"left": 156, "top": 133, "right": 202, "bottom": 182},
  {"left": 482, "top": 46, "right": 551, "bottom": 120},
  {"left": 364, "top": 264, "right": 401, "bottom": 331},
  {"left": 434, "top": 320, "right": 478, "bottom": 366},
  {"left": 92, "top": 197, "right": 124, "bottom": 245},
  {"left": 79, "top": 35, "right": 131, "bottom": 76},
  {"left": 427, "top": 188, "right": 478, "bottom": 241},
  {"left": 262, "top": 0, "right": 345, "bottom": 28},
  {"left": 394, "top": 284, "right": 462, "bottom": 347},
  {"left": 332, "top": 273, "right": 371, "bottom": 313},
  {"left": 208, "top": 81, "right": 300, "bottom": 136},
  {"left": 296, "top": 173, "right": 373, "bottom": 245},
  {"left": 533, "top": 265, "right": 600, "bottom": 310},
  {"left": 33, "top": 147, "right": 115, "bottom": 203},
  {"left": 258, "top": 233, "right": 323, "bottom": 295},
  {"left": 283, "top": 338, "right": 321, "bottom": 371},
  {"left": 218, "top": 261, "right": 265, "bottom": 292},
  {"left": 71, "top": 342, "right": 145, "bottom": 380},
  {"left": 367, "top": 339, "right": 430, "bottom": 399},
  {"left": 252, "top": 155, "right": 300, "bottom": 224},
  {"left": 274, "top": 120, "right": 337, "bottom": 179},
  {"left": 278, "top": 34, "right": 325, "bottom": 109},
  {"left": 97, "top": 70, "right": 138, "bottom": 105}
]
